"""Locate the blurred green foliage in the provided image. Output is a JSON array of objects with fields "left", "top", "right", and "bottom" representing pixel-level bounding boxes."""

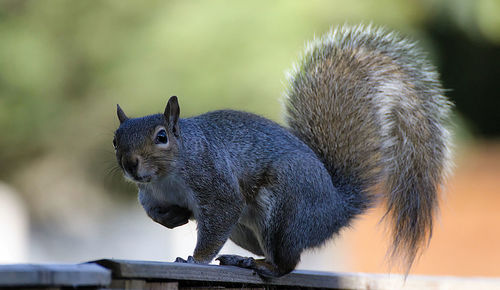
[{"left": 0, "top": 0, "right": 499, "bottom": 200}]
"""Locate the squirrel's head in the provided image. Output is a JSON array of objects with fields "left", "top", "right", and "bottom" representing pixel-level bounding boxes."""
[{"left": 113, "top": 96, "right": 181, "bottom": 183}]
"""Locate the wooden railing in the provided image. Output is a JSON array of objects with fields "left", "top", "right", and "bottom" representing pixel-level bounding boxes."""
[{"left": 1, "top": 259, "right": 499, "bottom": 289}]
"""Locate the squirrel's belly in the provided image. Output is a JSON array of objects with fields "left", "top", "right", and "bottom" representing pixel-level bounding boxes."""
[{"left": 238, "top": 188, "right": 273, "bottom": 236}]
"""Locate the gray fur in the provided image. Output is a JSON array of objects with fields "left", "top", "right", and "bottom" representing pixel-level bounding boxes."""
[{"left": 113, "top": 24, "right": 452, "bottom": 277}]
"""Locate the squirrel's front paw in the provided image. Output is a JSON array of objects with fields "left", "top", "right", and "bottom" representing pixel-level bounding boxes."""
[
  {"left": 154, "top": 205, "right": 192, "bottom": 229},
  {"left": 174, "top": 256, "right": 197, "bottom": 264}
]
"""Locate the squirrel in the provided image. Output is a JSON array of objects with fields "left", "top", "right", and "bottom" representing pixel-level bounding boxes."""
[{"left": 113, "top": 24, "right": 452, "bottom": 277}]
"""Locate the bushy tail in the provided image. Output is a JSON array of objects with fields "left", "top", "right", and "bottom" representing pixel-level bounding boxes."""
[{"left": 284, "top": 24, "right": 453, "bottom": 271}]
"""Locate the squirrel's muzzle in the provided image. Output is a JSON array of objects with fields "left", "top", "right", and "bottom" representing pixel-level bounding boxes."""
[
  {"left": 119, "top": 154, "right": 154, "bottom": 183},
  {"left": 122, "top": 155, "right": 139, "bottom": 176},
  {"left": 119, "top": 155, "right": 146, "bottom": 182}
]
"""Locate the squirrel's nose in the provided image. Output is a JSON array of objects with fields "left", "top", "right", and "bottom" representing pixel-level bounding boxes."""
[{"left": 122, "top": 155, "right": 140, "bottom": 176}]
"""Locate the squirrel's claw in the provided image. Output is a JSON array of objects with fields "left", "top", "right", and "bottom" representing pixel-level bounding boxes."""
[
  {"left": 217, "top": 255, "right": 256, "bottom": 268},
  {"left": 217, "top": 255, "right": 284, "bottom": 278},
  {"left": 174, "top": 256, "right": 197, "bottom": 264}
]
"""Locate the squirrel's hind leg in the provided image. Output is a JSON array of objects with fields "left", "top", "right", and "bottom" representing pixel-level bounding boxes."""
[{"left": 217, "top": 255, "right": 296, "bottom": 278}]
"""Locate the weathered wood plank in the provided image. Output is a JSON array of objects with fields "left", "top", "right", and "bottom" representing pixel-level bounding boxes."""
[
  {"left": 0, "top": 263, "right": 111, "bottom": 287},
  {"left": 109, "top": 279, "right": 179, "bottom": 290},
  {"left": 95, "top": 259, "right": 343, "bottom": 288},
  {"left": 93, "top": 259, "right": 500, "bottom": 289},
  {"left": 1, "top": 260, "right": 499, "bottom": 289}
]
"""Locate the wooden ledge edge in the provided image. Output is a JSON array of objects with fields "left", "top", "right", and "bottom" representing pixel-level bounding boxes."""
[{"left": 0, "top": 263, "right": 111, "bottom": 287}]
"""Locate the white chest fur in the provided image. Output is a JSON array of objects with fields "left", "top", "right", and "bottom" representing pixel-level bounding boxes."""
[{"left": 138, "top": 174, "right": 198, "bottom": 216}]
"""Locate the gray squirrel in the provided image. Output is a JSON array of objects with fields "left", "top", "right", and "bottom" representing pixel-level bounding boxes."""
[{"left": 113, "top": 24, "right": 453, "bottom": 277}]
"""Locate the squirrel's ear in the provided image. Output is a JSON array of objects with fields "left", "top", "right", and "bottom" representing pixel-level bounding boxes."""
[
  {"left": 164, "top": 96, "right": 180, "bottom": 137},
  {"left": 117, "top": 104, "right": 129, "bottom": 124}
]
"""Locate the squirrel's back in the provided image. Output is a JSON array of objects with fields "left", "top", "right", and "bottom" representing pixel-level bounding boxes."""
[
  {"left": 284, "top": 24, "right": 453, "bottom": 270},
  {"left": 181, "top": 109, "right": 320, "bottom": 164}
]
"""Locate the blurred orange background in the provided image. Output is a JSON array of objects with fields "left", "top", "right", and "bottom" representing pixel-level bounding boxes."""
[{"left": 344, "top": 142, "right": 500, "bottom": 276}]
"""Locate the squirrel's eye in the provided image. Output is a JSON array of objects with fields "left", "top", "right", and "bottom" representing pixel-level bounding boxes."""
[
  {"left": 155, "top": 129, "right": 168, "bottom": 144},
  {"left": 113, "top": 137, "right": 117, "bottom": 149}
]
